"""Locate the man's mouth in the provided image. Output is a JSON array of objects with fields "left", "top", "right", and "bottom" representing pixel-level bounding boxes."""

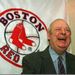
[{"left": 58, "top": 38, "right": 66, "bottom": 41}]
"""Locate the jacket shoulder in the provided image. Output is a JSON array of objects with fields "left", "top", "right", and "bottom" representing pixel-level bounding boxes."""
[
  {"left": 23, "top": 51, "right": 41, "bottom": 62},
  {"left": 67, "top": 52, "right": 75, "bottom": 59},
  {"left": 23, "top": 46, "right": 49, "bottom": 63},
  {"left": 22, "top": 51, "right": 43, "bottom": 73}
]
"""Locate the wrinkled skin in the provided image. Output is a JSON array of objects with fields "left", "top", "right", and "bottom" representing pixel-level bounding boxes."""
[{"left": 48, "top": 19, "right": 71, "bottom": 54}]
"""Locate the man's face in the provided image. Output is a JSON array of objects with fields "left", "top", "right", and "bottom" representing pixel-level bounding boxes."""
[{"left": 48, "top": 20, "right": 71, "bottom": 54}]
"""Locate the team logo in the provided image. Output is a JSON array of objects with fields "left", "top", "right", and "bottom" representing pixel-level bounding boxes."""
[{"left": 0, "top": 8, "right": 48, "bottom": 68}]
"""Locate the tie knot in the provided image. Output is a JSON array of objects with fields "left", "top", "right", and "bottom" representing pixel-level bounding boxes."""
[{"left": 58, "top": 56, "right": 63, "bottom": 61}]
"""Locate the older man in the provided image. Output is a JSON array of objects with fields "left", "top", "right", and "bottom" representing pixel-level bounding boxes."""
[{"left": 22, "top": 19, "right": 75, "bottom": 74}]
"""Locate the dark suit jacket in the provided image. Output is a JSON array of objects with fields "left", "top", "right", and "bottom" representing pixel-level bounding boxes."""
[{"left": 22, "top": 47, "right": 75, "bottom": 74}]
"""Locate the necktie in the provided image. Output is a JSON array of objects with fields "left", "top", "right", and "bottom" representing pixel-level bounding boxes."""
[{"left": 58, "top": 56, "right": 65, "bottom": 74}]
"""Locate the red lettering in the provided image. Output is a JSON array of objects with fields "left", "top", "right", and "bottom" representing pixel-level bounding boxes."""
[
  {"left": 13, "top": 54, "right": 20, "bottom": 63},
  {"left": 0, "top": 45, "right": 20, "bottom": 63},
  {"left": 6, "top": 50, "right": 15, "bottom": 59},
  {"left": 0, "top": 45, "right": 9, "bottom": 54}
]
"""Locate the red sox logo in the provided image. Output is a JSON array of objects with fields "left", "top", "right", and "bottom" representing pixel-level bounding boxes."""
[{"left": 0, "top": 8, "right": 48, "bottom": 68}]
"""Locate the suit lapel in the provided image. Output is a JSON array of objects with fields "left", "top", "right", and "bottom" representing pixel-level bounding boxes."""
[
  {"left": 40, "top": 47, "right": 56, "bottom": 74},
  {"left": 66, "top": 52, "right": 74, "bottom": 74}
]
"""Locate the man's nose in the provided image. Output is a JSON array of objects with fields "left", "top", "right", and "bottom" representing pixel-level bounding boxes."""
[{"left": 61, "top": 29, "right": 66, "bottom": 35}]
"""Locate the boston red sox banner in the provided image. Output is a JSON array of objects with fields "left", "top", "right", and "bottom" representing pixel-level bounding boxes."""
[{"left": 0, "top": 0, "right": 66, "bottom": 74}]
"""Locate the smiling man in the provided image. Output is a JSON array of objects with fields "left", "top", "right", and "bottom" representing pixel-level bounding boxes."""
[
  {"left": 48, "top": 19, "right": 71, "bottom": 55},
  {"left": 22, "top": 19, "right": 75, "bottom": 74}
]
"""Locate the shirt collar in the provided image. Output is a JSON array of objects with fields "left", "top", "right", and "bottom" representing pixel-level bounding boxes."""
[{"left": 49, "top": 46, "right": 66, "bottom": 62}]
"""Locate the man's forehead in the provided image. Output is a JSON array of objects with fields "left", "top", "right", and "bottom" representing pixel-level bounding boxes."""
[
  {"left": 48, "top": 19, "right": 71, "bottom": 33},
  {"left": 51, "top": 20, "right": 70, "bottom": 29}
]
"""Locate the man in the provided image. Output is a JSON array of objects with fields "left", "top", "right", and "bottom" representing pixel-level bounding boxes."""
[{"left": 21, "top": 19, "right": 75, "bottom": 74}]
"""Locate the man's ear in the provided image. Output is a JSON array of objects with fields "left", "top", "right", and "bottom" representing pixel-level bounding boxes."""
[{"left": 47, "top": 32, "right": 51, "bottom": 41}]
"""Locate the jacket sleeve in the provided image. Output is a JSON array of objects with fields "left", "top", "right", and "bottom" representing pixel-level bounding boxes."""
[
  {"left": 21, "top": 56, "right": 35, "bottom": 74},
  {"left": 21, "top": 52, "right": 42, "bottom": 74}
]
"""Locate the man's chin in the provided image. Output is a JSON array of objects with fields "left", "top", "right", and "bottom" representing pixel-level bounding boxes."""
[
  {"left": 58, "top": 44, "right": 68, "bottom": 48},
  {"left": 58, "top": 45, "right": 67, "bottom": 50}
]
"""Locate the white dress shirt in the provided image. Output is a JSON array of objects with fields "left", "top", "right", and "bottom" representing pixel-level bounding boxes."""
[{"left": 49, "top": 46, "right": 67, "bottom": 74}]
